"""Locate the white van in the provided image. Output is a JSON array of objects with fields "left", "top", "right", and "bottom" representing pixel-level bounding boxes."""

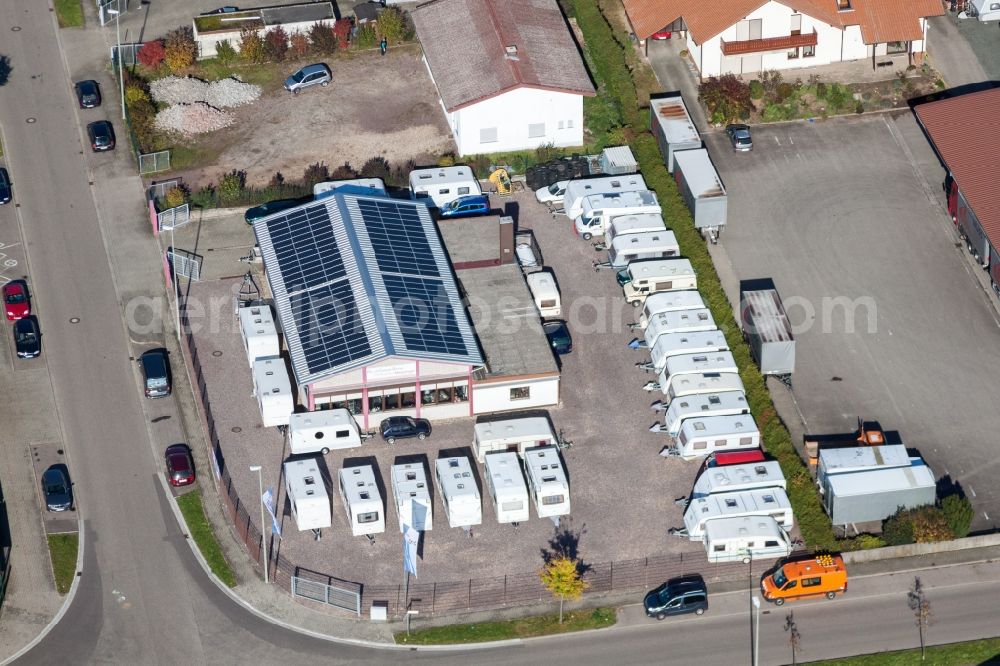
[
  {"left": 523, "top": 446, "right": 571, "bottom": 518},
  {"left": 473, "top": 417, "right": 557, "bottom": 463},
  {"left": 526, "top": 271, "right": 561, "bottom": 318},
  {"left": 253, "top": 356, "right": 293, "bottom": 428},
  {"left": 338, "top": 466, "right": 385, "bottom": 537},
  {"left": 636, "top": 290, "right": 705, "bottom": 329},
  {"left": 668, "top": 414, "right": 761, "bottom": 460},
  {"left": 704, "top": 516, "right": 792, "bottom": 563},
  {"left": 238, "top": 303, "right": 279, "bottom": 367},
  {"left": 435, "top": 456, "right": 482, "bottom": 529},
  {"left": 287, "top": 409, "right": 363, "bottom": 455},
  {"left": 562, "top": 174, "right": 647, "bottom": 219},
  {"left": 409, "top": 166, "right": 481, "bottom": 208},
  {"left": 390, "top": 463, "right": 433, "bottom": 532},
  {"left": 574, "top": 190, "right": 661, "bottom": 240},
  {"left": 643, "top": 308, "right": 716, "bottom": 349},
  {"left": 622, "top": 258, "right": 697, "bottom": 307},
  {"left": 659, "top": 390, "right": 749, "bottom": 437},
  {"left": 607, "top": 231, "right": 679, "bottom": 269},
  {"left": 603, "top": 213, "right": 666, "bottom": 248},
  {"left": 484, "top": 452, "right": 530, "bottom": 524},
  {"left": 683, "top": 487, "right": 794, "bottom": 539},
  {"left": 648, "top": 330, "right": 730, "bottom": 373},
  {"left": 283, "top": 458, "right": 332, "bottom": 532}
]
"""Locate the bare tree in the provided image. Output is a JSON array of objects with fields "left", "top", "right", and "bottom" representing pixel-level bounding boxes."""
[
  {"left": 784, "top": 610, "right": 802, "bottom": 665},
  {"left": 907, "top": 576, "right": 933, "bottom": 660}
]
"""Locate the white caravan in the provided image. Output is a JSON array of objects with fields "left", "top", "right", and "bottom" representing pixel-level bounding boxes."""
[
  {"left": 253, "top": 357, "right": 293, "bottom": 428},
  {"left": 473, "top": 417, "right": 557, "bottom": 463},
  {"left": 622, "top": 258, "right": 697, "bottom": 307},
  {"left": 484, "top": 452, "right": 531, "bottom": 524},
  {"left": 636, "top": 290, "right": 706, "bottom": 329},
  {"left": 704, "top": 516, "right": 792, "bottom": 563},
  {"left": 562, "top": 174, "right": 647, "bottom": 219},
  {"left": 690, "top": 460, "right": 786, "bottom": 499},
  {"left": 435, "top": 456, "right": 482, "bottom": 529},
  {"left": 663, "top": 372, "right": 745, "bottom": 405},
  {"left": 649, "top": 330, "right": 730, "bottom": 373},
  {"left": 239, "top": 303, "right": 279, "bottom": 367},
  {"left": 390, "top": 463, "right": 433, "bottom": 532},
  {"left": 409, "top": 166, "right": 481, "bottom": 208},
  {"left": 682, "top": 487, "right": 794, "bottom": 539},
  {"left": 668, "top": 414, "right": 761, "bottom": 460},
  {"left": 283, "top": 457, "right": 331, "bottom": 532},
  {"left": 574, "top": 190, "right": 661, "bottom": 240},
  {"left": 659, "top": 390, "right": 749, "bottom": 437},
  {"left": 314, "top": 178, "right": 387, "bottom": 200},
  {"left": 643, "top": 308, "right": 717, "bottom": 349},
  {"left": 968, "top": 0, "right": 1000, "bottom": 21},
  {"left": 607, "top": 231, "right": 680, "bottom": 269},
  {"left": 526, "top": 271, "right": 561, "bottom": 318},
  {"left": 287, "top": 409, "right": 363, "bottom": 455},
  {"left": 523, "top": 446, "right": 571, "bottom": 519},
  {"left": 338, "top": 466, "right": 385, "bottom": 537},
  {"left": 654, "top": 351, "right": 738, "bottom": 396},
  {"left": 603, "top": 213, "right": 666, "bottom": 248}
]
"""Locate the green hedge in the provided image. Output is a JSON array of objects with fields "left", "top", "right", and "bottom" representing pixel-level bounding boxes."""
[{"left": 566, "top": 0, "right": 837, "bottom": 550}]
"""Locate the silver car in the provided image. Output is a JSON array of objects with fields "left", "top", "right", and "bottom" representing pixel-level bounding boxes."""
[
  {"left": 726, "top": 124, "right": 753, "bottom": 152},
  {"left": 284, "top": 63, "right": 332, "bottom": 94}
]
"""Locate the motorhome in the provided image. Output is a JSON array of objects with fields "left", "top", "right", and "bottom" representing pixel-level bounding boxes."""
[
  {"left": 653, "top": 351, "right": 738, "bottom": 396},
  {"left": 287, "top": 409, "right": 363, "bottom": 455},
  {"left": 473, "top": 417, "right": 557, "bottom": 463},
  {"left": 690, "top": 460, "right": 785, "bottom": 499},
  {"left": 238, "top": 303, "right": 279, "bottom": 367},
  {"left": 435, "top": 456, "right": 482, "bottom": 529},
  {"left": 390, "top": 463, "right": 433, "bottom": 532},
  {"left": 574, "top": 190, "right": 661, "bottom": 240},
  {"left": 338, "top": 466, "right": 385, "bottom": 537},
  {"left": 562, "top": 174, "right": 647, "bottom": 219},
  {"left": 643, "top": 308, "right": 717, "bottom": 349},
  {"left": 658, "top": 390, "right": 750, "bottom": 437},
  {"left": 484, "top": 452, "right": 530, "bottom": 524},
  {"left": 603, "top": 213, "right": 666, "bottom": 248},
  {"left": 667, "top": 414, "right": 761, "bottom": 460},
  {"left": 526, "top": 271, "right": 561, "bottom": 318},
  {"left": 704, "top": 515, "right": 792, "bottom": 563},
  {"left": 314, "top": 178, "right": 387, "bottom": 200},
  {"left": 682, "top": 487, "right": 794, "bottom": 539},
  {"left": 409, "top": 166, "right": 481, "bottom": 208},
  {"left": 622, "top": 259, "right": 697, "bottom": 307},
  {"left": 283, "top": 457, "right": 331, "bottom": 532},
  {"left": 523, "top": 447, "right": 571, "bottom": 519},
  {"left": 252, "top": 357, "right": 293, "bottom": 428},
  {"left": 607, "top": 231, "right": 680, "bottom": 269},
  {"left": 662, "top": 372, "right": 745, "bottom": 405},
  {"left": 636, "top": 291, "right": 705, "bottom": 329},
  {"left": 648, "top": 330, "right": 730, "bottom": 373}
]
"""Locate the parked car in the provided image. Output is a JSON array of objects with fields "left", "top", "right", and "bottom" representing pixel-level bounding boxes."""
[
  {"left": 284, "top": 63, "right": 332, "bottom": 94},
  {"left": 379, "top": 416, "right": 431, "bottom": 444},
  {"left": 534, "top": 179, "right": 569, "bottom": 204},
  {"left": 644, "top": 576, "right": 708, "bottom": 620},
  {"left": 139, "top": 348, "right": 171, "bottom": 398},
  {"left": 726, "top": 124, "right": 753, "bottom": 152},
  {"left": 87, "top": 120, "right": 116, "bottom": 152},
  {"left": 438, "top": 194, "right": 490, "bottom": 219},
  {"left": 41, "top": 466, "right": 73, "bottom": 512},
  {"left": 650, "top": 29, "right": 673, "bottom": 40},
  {"left": 74, "top": 80, "right": 102, "bottom": 108},
  {"left": 203, "top": 5, "right": 240, "bottom": 14},
  {"left": 244, "top": 197, "right": 309, "bottom": 225},
  {"left": 164, "top": 444, "right": 196, "bottom": 487},
  {"left": 0, "top": 167, "right": 11, "bottom": 205},
  {"left": 4, "top": 280, "right": 31, "bottom": 320},
  {"left": 14, "top": 317, "right": 40, "bottom": 358},
  {"left": 543, "top": 320, "right": 573, "bottom": 354}
]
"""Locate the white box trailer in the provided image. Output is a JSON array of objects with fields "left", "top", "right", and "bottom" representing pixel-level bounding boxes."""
[
  {"left": 691, "top": 460, "right": 785, "bottom": 499},
  {"left": 704, "top": 515, "right": 792, "bottom": 563},
  {"left": 653, "top": 351, "right": 738, "bottom": 396},
  {"left": 682, "top": 487, "right": 794, "bottom": 539},
  {"left": 817, "top": 444, "right": 911, "bottom": 486},
  {"left": 314, "top": 177, "right": 388, "bottom": 200},
  {"left": 741, "top": 289, "right": 795, "bottom": 382},
  {"left": 338, "top": 465, "right": 385, "bottom": 537},
  {"left": 658, "top": 390, "right": 749, "bottom": 437},
  {"left": 636, "top": 290, "right": 705, "bottom": 329},
  {"left": 603, "top": 212, "right": 667, "bottom": 248},
  {"left": 287, "top": 409, "right": 363, "bottom": 455},
  {"left": 435, "top": 456, "right": 482, "bottom": 529},
  {"left": 252, "top": 356, "right": 293, "bottom": 427},
  {"left": 523, "top": 446, "right": 571, "bottom": 519},
  {"left": 649, "top": 330, "right": 730, "bottom": 373},
  {"left": 239, "top": 303, "right": 279, "bottom": 367},
  {"left": 650, "top": 92, "right": 702, "bottom": 173},
  {"left": 484, "top": 452, "right": 530, "bottom": 524},
  {"left": 607, "top": 231, "right": 680, "bottom": 269},
  {"left": 663, "top": 371, "right": 745, "bottom": 405},
  {"left": 563, "top": 174, "right": 647, "bottom": 219},
  {"left": 283, "top": 457, "right": 331, "bottom": 532},
  {"left": 823, "top": 461, "right": 936, "bottom": 525},
  {"left": 673, "top": 148, "right": 727, "bottom": 242},
  {"left": 643, "top": 308, "right": 716, "bottom": 349},
  {"left": 409, "top": 166, "right": 481, "bottom": 208},
  {"left": 526, "top": 271, "right": 561, "bottom": 318},
  {"left": 668, "top": 414, "right": 761, "bottom": 460},
  {"left": 473, "top": 417, "right": 557, "bottom": 463},
  {"left": 574, "top": 190, "right": 661, "bottom": 240},
  {"left": 622, "top": 258, "right": 697, "bottom": 307},
  {"left": 390, "top": 463, "right": 433, "bottom": 532}
]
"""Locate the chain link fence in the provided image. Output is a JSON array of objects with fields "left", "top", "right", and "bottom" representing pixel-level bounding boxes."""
[{"left": 139, "top": 150, "right": 171, "bottom": 175}]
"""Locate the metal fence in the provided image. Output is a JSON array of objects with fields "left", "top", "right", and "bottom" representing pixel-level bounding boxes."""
[
  {"left": 139, "top": 150, "right": 171, "bottom": 175},
  {"left": 292, "top": 575, "right": 361, "bottom": 615},
  {"left": 98, "top": 0, "right": 130, "bottom": 26},
  {"left": 148, "top": 179, "right": 180, "bottom": 202},
  {"left": 110, "top": 42, "right": 142, "bottom": 67},
  {"left": 166, "top": 247, "right": 202, "bottom": 281},
  {"left": 158, "top": 204, "right": 190, "bottom": 232}
]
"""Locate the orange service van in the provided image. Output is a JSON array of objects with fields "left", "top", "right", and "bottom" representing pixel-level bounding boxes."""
[{"left": 761, "top": 554, "right": 847, "bottom": 606}]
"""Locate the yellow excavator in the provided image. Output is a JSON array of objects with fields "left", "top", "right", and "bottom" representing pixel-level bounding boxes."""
[{"left": 489, "top": 167, "right": 512, "bottom": 196}]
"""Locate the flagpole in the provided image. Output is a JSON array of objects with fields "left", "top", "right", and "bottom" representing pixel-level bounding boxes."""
[{"left": 404, "top": 568, "right": 411, "bottom": 635}]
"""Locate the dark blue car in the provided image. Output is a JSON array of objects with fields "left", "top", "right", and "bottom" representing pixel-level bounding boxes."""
[{"left": 438, "top": 194, "right": 490, "bottom": 219}]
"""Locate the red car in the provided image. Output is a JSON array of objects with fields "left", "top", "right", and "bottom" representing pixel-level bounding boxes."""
[
  {"left": 651, "top": 29, "right": 672, "bottom": 40},
  {"left": 4, "top": 281, "right": 30, "bottom": 321},
  {"left": 165, "top": 444, "right": 196, "bottom": 487}
]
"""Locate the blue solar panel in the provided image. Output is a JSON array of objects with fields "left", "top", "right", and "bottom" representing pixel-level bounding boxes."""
[
  {"left": 357, "top": 199, "right": 440, "bottom": 278},
  {"left": 383, "top": 274, "right": 467, "bottom": 356},
  {"left": 266, "top": 205, "right": 345, "bottom": 292},
  {"left": 290, "top": 281, "right": 371, "bottom": 374}
]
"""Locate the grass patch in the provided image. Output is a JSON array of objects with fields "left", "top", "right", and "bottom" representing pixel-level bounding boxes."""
[
  {"left": 176, "top": 490, "right": 237, "bottom": 587},
  {"left": 54, "top": 0, "right": 84, "bottom": 28},
  {"left": 166, "top": 143, "right": 217, "bottom": 172},
  {"left": 804, "top": 637, "right": 1000, "bottom": 665},
  {"left": 394, "top": 607, "right": 616, "bottom": 645},
  {"left": 47, "top": 533, "right": 78, "bottom": 594},
  {"left": 193, "top": 58, "right": 284, "bottom": 90}
]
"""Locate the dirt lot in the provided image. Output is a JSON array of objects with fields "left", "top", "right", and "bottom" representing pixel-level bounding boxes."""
[{"left": 177, "top": 46, "right": 454, "bottom": 188}]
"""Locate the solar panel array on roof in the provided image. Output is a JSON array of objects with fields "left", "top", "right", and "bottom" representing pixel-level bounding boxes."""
[
  {"left": 357, "top": 199, "right": 440, "bottom": 277},
  {"left": 383, "top": 274, "right": 468, "bottom": 355},
  {"left": 266, "top": 204, "right": 346, "bottom": 292},
  {"left": 290, "top": 281, "right": 372, "bottom": 374}
]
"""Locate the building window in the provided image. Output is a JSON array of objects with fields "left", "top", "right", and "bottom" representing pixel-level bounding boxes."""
[
  {"left": 510, "top": 386, "right": 531, "bottom": 401},
  {"left": 886, "top": 41, "right": 908, "bottom": 55},
  {"left": 384, "top": 392, "right": 399, "bottom": 410},
  {"left": 567, "top": 119, "right": 574, "bottom": 128},
  {"left": 558, "top": 120, "right": 564, "bottom": 130},
  {"left": 480, "top": 127, "right": 498, "bottom": 144},
  {"left": 528, "top": 123, "right": 546, "bottom": 138},
  {"left": 790, "top": 14, "right": 802, "bottom": 35},
  {"left": 368, "top": 395, "right": 383, "bottom": 413},
  {"left": 837, "top": 0, "right": 851, "bottom": 9},
  {"left": 400, "top": 391, "right": 416, "bottom": 408},
  {"left": 455, "top": 384, "right": 469, "bottom": 402},
  {"left": 788, "top": 47, "right": 799, "bottom": 59},
  {"left": 357, "top": 512, "right": 379, "bottom": 524},
  {"left": 803, "top": 44, "right": 815, "bottom": 58}
]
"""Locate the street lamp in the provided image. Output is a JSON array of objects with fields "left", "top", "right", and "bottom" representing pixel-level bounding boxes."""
[
  {"left": 752, "top": 595, "right": 761, "bottom": 666},
  {"left": 248, "top": 464, "right": 268, "bottom": 585},
  {"left": 106, "top": 8, "right": 126, "bottom": 120}
]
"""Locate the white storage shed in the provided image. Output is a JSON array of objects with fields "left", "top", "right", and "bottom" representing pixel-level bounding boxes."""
[
  {"left": 683, "top": 487, "right": 794, "bottom": 539},
  {"left": 668, "top": 414, "right": 761, "bottom": 460},
  {"left": 643, "top": 308, "right": 716, "bottom": 349},
  {"left": 659, "top": 390, "right": 749, "bottom": 437},
  {"left": 523, "top": 446, "right": 571, "bottom": 519},
  {"left": 473, "top": 417, "right": 557, "bottom": 463},
  {"left": 390, "top": 463, "right": 433, "bottom": 532},
  {"left": 704, "top": 516, "right": 792, "bottom": 563},
  {"left": 435, "top": 456, "right": 483, "bottom": 529},
  {"left": 283, "top": 458, "right": 332, "bottom": 532},
  {"left": 338, "top": 466, "right": 385, "bottom": 537},
  {"left": 253, "top": 356, "right": 294, "bottom": 427},
  {"left": 484, "top": 452, "right": 531, "bottom": 524},
  {"left": 409, "top": 166, "right": 481, "bottom": 208},
  {"left": 239, "top": 303, "right": 279, "bottom": 367},
  {"left": 650, "top": 93, "right": 701, "bottom": 174},
  {"left": 287, "top": 409, "right": 363, "bottom": 455},
  {"left": 637, "top": 290, "right": 705, "bottom": 329},
  {"left": 649, "top": 330, "right": 730, "bottom": 373}
]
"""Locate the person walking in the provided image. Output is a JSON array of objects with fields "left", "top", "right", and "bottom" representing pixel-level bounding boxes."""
[{"left": 380, "top": 36, "right": 387, "bottom": 56}]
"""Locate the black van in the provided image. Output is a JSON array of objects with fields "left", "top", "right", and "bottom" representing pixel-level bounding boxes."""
[
  {"left": 644, "top": 576, "right": 708, "bottom": 620},
  {"left": 140, "top": 349, "right": 172, "bottom": 398}
]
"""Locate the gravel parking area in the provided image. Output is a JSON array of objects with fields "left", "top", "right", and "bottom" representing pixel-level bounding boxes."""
[{"left": 706, "top": 112, "right": 1000, "bottom": 530}]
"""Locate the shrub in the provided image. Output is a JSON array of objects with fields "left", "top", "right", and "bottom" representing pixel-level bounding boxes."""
[
  {"left": 239, "top": 27, "right": 267, "bottom": 64},
  {"left": 218, "top": 170, "right": 246, "bottom": 203},
  {"left": 815, "top": 81, "right": 827, "bottom": 99},
  {"left": 268, "top": 172, "right": 285, "bottom": 187},
  {"left": 302, "top": 162, "right": 329, "bottom": 188},
  {"left": 911, "top": 506, "right": 953, "bottom": 543},
  {"left": 759, "top": 69, "right": 782, "bottom": 97},
  {"left": 825, "top": 84, "right": 851, "bottom": 112},
  {"left": 679, "top": 49, "right": 688, "bottom": 58},
  {"left": 882, "top": 509, "right": 915, "bottom": 546},
  {"left": 934, "top": 78, "right": 946, "bottom": 90},
  {"left": 376, "top": 7, "right": 407, "bottom": 45},
  {"left": 289, "top": 31, "right": 311, "bottom": 59},
  {"left": 190, "top": 185, "right": 217, "bottom": 209},
  {"left": 360, "top": 156, "right": 391, "bottom": 180},
  {"left": 263, "top": 26, "right": 289, "bottom": 62},
  {"left": 329, "top": 162, "right": 357, "bottom": 180},
  {"left": 309, "top": 21, "right": 339, "bottom": 54},
  {"left": 748, "top": 79, "right": 764, "bottom": 99},
  {"left": 840, "top": 533, "right": 885, "bottom": 551},
  {"left": 774, "top": 82, "right": 794, "bottom": 102},
  {"left": 215, "top": 39, "right": 237, "bottom": 66},
  {"left": 333, "top": 18, "right": 352, "bottom": 50},
  {"left": 698, "top": 74, "right": 752, "bottom": 124},
  {"left": 389, "top": 159, "right": 415, "bottom": 187},
  {"left": 164, "top": 26, "right": 198, "bottom": 73},
  {"left": 941, "top": 494, "right": 974, "bottom": 539},
  {"left": 437, "top": 153, "right": 456, "bottom": 167},
  {"left": 855, "top": 100, "right": 864, "bottom": 114},
  {"left": 137, "top": 40, "right": 166, "bottom": 69},
  {"left": 125, "top": 84, "right": 151, "bottom": 106},
  {"left": 163, "top": 187, "right": 188, "bottom": 208},
  {"left": 354, "top": 23, "right": 378, "bottom": 50}
]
